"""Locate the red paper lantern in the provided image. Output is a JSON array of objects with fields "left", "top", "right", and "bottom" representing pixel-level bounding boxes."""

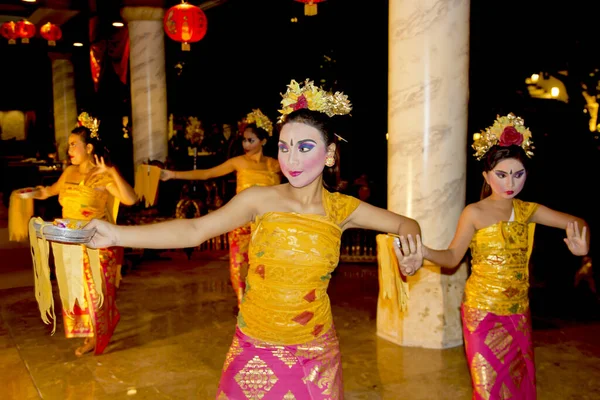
[
  {"left": 40, "top": 22, "right": 62, "bottom": 46},
  {"left": 164, "top": 1, "right": 207, "bottom": 51},
  {"left": 295, "top": 0, "right": 325, "bottom": 16},
  {"left": 16, "top": 20, "right": 35, "bottom": 44},
  {"left": 0, "top": 21, "right": 18, "bottom": 45}
]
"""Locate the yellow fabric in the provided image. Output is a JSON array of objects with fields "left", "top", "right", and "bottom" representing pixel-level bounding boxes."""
[
  {"left": 239, "top": 190, "right": 360, "bottom": 345},
  {"left": 235, "top": 159, "right": 280, "bottom": 193},
  {"left": 464, "top": 199, "right": 539, "bottom": 315},
  {"left": 134, "top": 164, "right": 161, "bottom": 207},
  {"left": 28, "top": 217, "right": 56, "bottom": 333},
  {"left": 8, "top": 191, "right": 34, "bottom": 242},
  {"left": 376, "top": 234, "right": 409, "bottom": 311}
]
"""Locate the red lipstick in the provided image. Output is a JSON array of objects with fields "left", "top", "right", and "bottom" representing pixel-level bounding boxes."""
[{"left": 289, "top": 171, "right": 302, "bottom": 177}]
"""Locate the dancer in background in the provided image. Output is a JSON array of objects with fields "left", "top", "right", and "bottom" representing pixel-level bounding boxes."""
[
  {"left": 33, "top": 112, "right": 137, "bottom": 356},
  {"left": 160, "top": 109, "right": 280, "bottom": 306}
]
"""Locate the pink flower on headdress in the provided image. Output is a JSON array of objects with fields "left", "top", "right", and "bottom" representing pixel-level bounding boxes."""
[
  {"left": 293, "top": 94, "right": 308, "bottom": 111},
  {"left": 498, "top": 126, "right": 523, "bottom": 147}
]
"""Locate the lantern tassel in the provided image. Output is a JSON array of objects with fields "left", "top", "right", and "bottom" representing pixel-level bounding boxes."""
[
  {"left": 48, "top": 40, "right": 56, "bottom": 46},
  {"left": 182, "top": 42, "right": 190, "bottom": 51},
  {"left": 305, "top": 3, "right": 317, "bottom": 16}
]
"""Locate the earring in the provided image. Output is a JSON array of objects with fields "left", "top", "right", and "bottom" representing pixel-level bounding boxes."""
[{"left": 325, "top": 154, "right": 335, "bottom": 167}]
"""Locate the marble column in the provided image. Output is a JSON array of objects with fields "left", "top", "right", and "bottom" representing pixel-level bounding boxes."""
[
  {"left": 382, "top": 0, "right": 470, "bottom": 349},
  {"left": 121, "top": 7, "right": 168, "bottom": 168},
  {"left": 49, "top": 53, "right": 77, "bottom": 162}
]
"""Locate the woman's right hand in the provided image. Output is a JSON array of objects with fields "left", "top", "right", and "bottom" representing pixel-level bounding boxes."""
[
  {"left": 33, "top": 186, "right": 49, "bottom": 200},
  {"left": 160, "top": 169, "right": 175, "bottom": 181},
  {"left": 85, "top": 219, "right": 120, "bottom": 249}
]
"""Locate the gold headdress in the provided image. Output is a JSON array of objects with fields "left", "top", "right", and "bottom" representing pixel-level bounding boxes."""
[
  {"left": 278, "top": 79, "right": 352, "bottom": 122},
  {"left": 472, "top": 113, "right": 534, "bottom": 161},
  {"left": 77, "top": 112, "right": 100, "bottom": 139},
  {"left": 242, "top": 108, "right": 273, "bottom": 136}
]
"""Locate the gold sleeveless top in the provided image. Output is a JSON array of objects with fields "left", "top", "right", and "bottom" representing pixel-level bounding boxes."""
[
  {"left": 235, "top": 158, "right": 280, "bottom": 193},
  {"left": 463, "top": 199, "right": 539, "bottom": 315},
  {"left": 59, "top": 173, "right": 114, "bottom": 221},
  {"left": 238, "top": 189, "right": 360, "bottom": 344}
]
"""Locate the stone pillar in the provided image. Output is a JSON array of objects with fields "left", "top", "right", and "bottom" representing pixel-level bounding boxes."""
[
  {"left": 49, "top": 53, "right": 77, "bottom": 162},
  {"left": 121, "top": 6, "right": 168, "bottom": 168},
  {"left": 382, "top": 0, "right": 470, "bottom": 349}
]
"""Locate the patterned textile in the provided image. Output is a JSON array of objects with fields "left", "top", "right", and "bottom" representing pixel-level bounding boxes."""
[
  {"left": 56, "top": 173, "right": 121, "bottom": 354},
  {"left": 217, "top": 326, "right": 343, "bottom": 400},
  {"left": 229, "top": 161, "right": 280, "bottom": 305},
  {"left": 62, "top": 246, "right": 121, "bottom": 355},
  {"left": 239, "top": 190, "right": 360, "bottom": 345},
  {"left": 462, "top": 199, "right": 539, "bottom": 399},
  {"left": 462, "top": 305, "right": 536, "bottom": 400}
]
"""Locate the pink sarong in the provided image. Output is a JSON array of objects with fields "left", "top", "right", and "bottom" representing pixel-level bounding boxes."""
[
  {"left": 462, "top": 304, "right": 536, "bottom": 400},
  {"left": 217, "top": 325, "right": 343, "bottom": 399}
]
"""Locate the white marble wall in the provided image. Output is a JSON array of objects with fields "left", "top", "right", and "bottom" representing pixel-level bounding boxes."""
[
  {"left": 122, "top": 7, "right": 168, "bottom": 167},
  {"left": 50, "top": 56, "right": 77, "bottom": 161},
  {"left": 383, "top": 0, "right": 470, "bottom": 349}
]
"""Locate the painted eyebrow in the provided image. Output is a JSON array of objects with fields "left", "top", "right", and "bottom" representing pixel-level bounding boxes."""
[
  {"left": 297, "top": 139, "right": 317, "bottom": 145},
  {"left": 495, "top": 168, "right": 525, "bottom": 174},
  {"left": 278, "top": 139, "right": 293, "bottom": 146}
]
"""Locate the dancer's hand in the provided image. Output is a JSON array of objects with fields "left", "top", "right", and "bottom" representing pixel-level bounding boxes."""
[
  {"left": 85, "top": 219, "right": 119, "bottom": 249},
  {"left": 90, "top": 155, "right": 113, "bottom": 177},
  {"left": 564, "top": 221, "right": 589, "bottom": 256},
  {"left": 393, "top": 234, "right": 423, "bottom": 276},
  {"left": 160, "top": 169, "right": 175, "bottom": 181},
  {"left": 33, "top": 185, "right": 49, "bottom": 200}
]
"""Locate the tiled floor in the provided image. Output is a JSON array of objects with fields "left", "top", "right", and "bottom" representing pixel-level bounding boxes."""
[{"left": 1, "top": 207, "right": 599, "bottom": 399}]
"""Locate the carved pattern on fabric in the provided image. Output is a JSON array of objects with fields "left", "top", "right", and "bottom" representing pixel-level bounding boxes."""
[
  {"left": 223, "top": 337, "right": 243, "bottom": 372},
  {"left": 462, "top": 305, "right": 489, "bottom": 333},
  {"left": 216, "top": 392, "right": 229, "bottom": 400},
  {"left": 283, "top": 390, "right": 297, "bottom": 399},
  {"left": 272, "top": 347, "right": 297, "bottom": 368},
  {"left": 484, "top": 323, "right": 512, "bottom": 364},
  {"left": 240, "top": 190, "right": 360, "bottom": 345},
  {"left": 464, "top": 199, "right": 539, "bottom": 315},
  {"left": 234, "top": 356, "right": 278, "bottom": 399},
  {"left": 499, "top": 383, "right": 513, "bottom": 399},
  {"left": 510, "top": 349, "right": 526, "bottom": 390},
  {"left": 472, "top": 352, "right": 496, "bottom": 400}
]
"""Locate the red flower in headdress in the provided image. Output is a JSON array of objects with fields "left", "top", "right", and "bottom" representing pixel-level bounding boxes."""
[
  {"left": 498, "top": 126, "right": 524, "bottom": 147},
  {"left": 293, "top": 94, "right": 308, "bottom": 111}
]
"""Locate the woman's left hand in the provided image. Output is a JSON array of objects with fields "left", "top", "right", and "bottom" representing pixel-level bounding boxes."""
[
  {"left": 393, "top": 234, "right": 424, "bottom": 276},
  {"left": 564, "top": 221, "right": 589, "bottom": 256},
  {"left": 90, "top": 155, "right": 113, "bottom": 177}
]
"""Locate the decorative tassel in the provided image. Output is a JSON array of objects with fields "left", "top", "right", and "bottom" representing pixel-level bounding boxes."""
[
  {"left": 8, "top": 190, "right": 33, "bottom": 242},
  {"left": 376, "top": 234, "right": 409, "bottom": 311},
  {"left": 305, "top": 3, "right": 317, "bottom": 16}
]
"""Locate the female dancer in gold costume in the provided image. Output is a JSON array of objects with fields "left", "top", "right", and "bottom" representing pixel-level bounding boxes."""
[{"left": 161, "top": 109, "right": 281, "bottom": 306}]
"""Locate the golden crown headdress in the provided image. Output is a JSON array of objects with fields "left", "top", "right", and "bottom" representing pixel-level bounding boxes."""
[
  {"left": 77, "top": 112, "right": 100, "bottom": 139},
  {"left": 472, "top": 113, "right": 534, "bottom": 161},
  {"left": 278, "top": 79, "right": 352, "bottom": 123},
  {"left": 241, "top": 108, "right": 273, "bottom": 136}
]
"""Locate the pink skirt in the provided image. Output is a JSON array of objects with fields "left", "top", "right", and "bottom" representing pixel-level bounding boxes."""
[
  {"left": 217, "top": 325, "right": 343, "bottom": 399},
  {"left": 462, "top": 304, "right": 536, "bottom": 399}
]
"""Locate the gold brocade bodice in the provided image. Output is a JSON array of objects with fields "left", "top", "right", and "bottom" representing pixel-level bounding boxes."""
[
  {"left": 59, "top": 174, "right": 113, "bottom": 221},
  {"left": 464, "top": 199, "right": 539, "bottom": 315},
  {"left": 235, "top": 158, "right": 280, "bottom": 193},
  {"left": 238, "top": 190, "right": 360, "bottom": 345}
]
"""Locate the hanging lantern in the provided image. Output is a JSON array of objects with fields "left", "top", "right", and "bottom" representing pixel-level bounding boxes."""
[
  {"left": 0, "top": 21, "right": 18, "bottom": 45},
  {"left": 16, "top": 20, "right": 36, "bottom": 44},
  {"left": 295, "top": 0, "right": 325, "bottom": 16},
  {"left": 40, "top": 22, "right": 62, "bottom": 46},
  {"left": 163, "top": 1, "right": 208, "bottom": 51}
]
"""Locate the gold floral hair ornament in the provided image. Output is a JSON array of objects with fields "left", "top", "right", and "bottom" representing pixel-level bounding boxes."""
[
  {"left": 472, "top": 113, "right": 534, "bottom": 161},
  {"left": 278, "top": 79, "right": 352, "bottom": 123},
  {"left": 241, "top": 108, "right": 273, "bottom": 136},
  {"left": 77, "top": 112, "right": 100, "bottom": 139}
]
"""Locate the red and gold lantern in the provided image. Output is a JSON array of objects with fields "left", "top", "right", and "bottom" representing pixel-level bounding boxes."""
[
  {"left": 16, "top": 19, "right": 35, "bottom": 44},
  {"left": 40, "top": 22, "right": 62, "bottom": 46},
  {"left": 0, "top": 21, "right": 18, "bottom": 45},
  {"left": 164, "top": 1, "right": 207, "bottom": 51},
  {"left": 295, "top": 0, "right": 325, "bottom": 16}
]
